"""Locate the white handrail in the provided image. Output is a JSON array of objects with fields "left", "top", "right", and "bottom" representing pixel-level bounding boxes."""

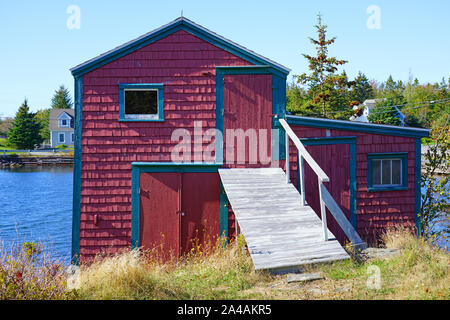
[
  {"left": 279, "top": 119, "right": 329, "bottom": 182},
  {"left": 279, "top": 118, "right": 366, "bottom": 249}
]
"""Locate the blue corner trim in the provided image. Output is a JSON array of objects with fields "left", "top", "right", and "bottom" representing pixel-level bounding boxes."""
[
  {"left": 70, "top": 17, "right": 290, "bottom": 78},
  {"left": 286, "top": 115, "right": 430, "bottom": 139},
  {"left": 367, "top": 152, "right": 409, "bottom": 192},
  {"left": 298, "top": 136, "right": 357, "bottom": 229},
  {"left": 130, "top": 162, "right": 224, "bottom": 248},
  {"left": 414, "top": 138, "right": 422, "bottom": 235},
  {"left": 118, "top": 83, "right": 164, "bottom": 122},
  {"left": 71, "top": 76, "right": 83, "bottom": 265}
]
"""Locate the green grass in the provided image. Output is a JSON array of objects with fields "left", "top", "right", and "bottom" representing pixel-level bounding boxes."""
[
  {"left": 0, "top": 138, "right": 15, "bottom": 150},
  {"left": 0, "top": 138, "right": 73, "bottom": 157}
]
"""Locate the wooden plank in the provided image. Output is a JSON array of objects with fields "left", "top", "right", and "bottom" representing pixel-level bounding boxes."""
[{"left": 219, "top": 167, "right": 351, "bottom": 271}]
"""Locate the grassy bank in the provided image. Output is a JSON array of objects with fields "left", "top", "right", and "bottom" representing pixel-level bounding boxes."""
[{"left": 1, "top": 229, "right": 449, "bottom": 300}]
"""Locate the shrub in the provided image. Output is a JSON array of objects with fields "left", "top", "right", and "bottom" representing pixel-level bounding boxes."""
[{"left": 0, "top": 241, "right": 69, "bottom": 299}]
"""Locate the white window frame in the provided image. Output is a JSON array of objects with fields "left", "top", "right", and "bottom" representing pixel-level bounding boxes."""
[{"left": 59, "top": 133, "right": 65, "bottom": 143}]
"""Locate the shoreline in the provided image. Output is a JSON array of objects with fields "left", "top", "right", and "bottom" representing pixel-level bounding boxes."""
[{"left": 0, "top": 155, "right": 73, "bottom": 167}]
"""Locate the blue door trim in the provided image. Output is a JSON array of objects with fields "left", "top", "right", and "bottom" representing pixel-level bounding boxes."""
[{"left": 130, "top": 162, "right": 225, "bottom": 248}]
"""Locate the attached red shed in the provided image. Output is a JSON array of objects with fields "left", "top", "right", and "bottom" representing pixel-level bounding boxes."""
[{"left": 70, "top": 17, "right": 429, "bottom": 267}]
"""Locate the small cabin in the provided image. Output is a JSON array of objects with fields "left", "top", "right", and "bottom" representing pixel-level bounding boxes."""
[{"left": 70, "top": 17, "right": 429, "bottom": 270}]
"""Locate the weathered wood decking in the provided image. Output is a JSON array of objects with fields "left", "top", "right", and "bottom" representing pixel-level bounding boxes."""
[{"left": 219, "top": 168, "right": 349, "bottom": 273}]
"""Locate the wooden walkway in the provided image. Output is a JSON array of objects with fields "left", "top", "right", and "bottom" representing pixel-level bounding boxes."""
[{"left": 219, "top": 168, "right": 349, "bottom": 273}]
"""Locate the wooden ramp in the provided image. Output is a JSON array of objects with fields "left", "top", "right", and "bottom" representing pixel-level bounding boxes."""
[{"left": 219, "top": 167, "right": 349, "bottom": 272}]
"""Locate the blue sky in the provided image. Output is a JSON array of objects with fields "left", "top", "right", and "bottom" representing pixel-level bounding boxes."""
[{"left": 0, "top": 0, "right": 449, "bottom": 117}]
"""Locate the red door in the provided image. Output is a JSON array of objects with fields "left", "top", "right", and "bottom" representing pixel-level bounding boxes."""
[
  {"left": 180, "top": 172, "right": 221, "bottom": 253},
  {"left": 139, "top": 172, "right": 221, "bottom": 258},
  {"left": 140, "top": 172, "right": 181, "bottom": 259},
  {"left": 223, "top": 74, "right": 273, "bottom": 167},
  {"left": 303, "top": 144, "right": 351, "bottom": 244}
]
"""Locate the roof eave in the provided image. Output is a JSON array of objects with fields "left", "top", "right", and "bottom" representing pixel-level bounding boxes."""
[{"left": 286, "top": 115, "right": 430, "bottom": 138}]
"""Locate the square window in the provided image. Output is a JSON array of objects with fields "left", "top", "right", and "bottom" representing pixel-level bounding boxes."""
[
  {"left": 367, "top": 153, "right": 408, "bottom": 191},
  {"left": 119, "top": 84, "right": 164, "bottom": 121},
  {"left": 125, "top": 90, "right": 158, "bottom": 118}
]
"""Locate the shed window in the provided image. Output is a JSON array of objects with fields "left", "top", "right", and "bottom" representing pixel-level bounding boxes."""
[
  {"left": 119, "top": 84, "right": 164, "bottom": 121},
  {"left": 367, "top": 153, "right": 408, "bottom": 192}
]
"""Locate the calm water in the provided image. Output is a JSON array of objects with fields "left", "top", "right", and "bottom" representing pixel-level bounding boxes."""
[
  {"left": 0, "top": 166, "right": 73, "bottom": 262},
  {"left": 0, "top": 167, "right": 447, "bottom": 263}
]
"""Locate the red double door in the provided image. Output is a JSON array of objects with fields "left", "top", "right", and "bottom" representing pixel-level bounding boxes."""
[{"left": 139, "top": 172, "right": 221, "bottom": 258}]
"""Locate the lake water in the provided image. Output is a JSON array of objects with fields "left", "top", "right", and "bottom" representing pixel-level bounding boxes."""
[
  {"left": 0, "top": 167, "right": 447, "bottom": 264},
  {"left": 0, "top": 166, "right": 73, "bottom": 262}
]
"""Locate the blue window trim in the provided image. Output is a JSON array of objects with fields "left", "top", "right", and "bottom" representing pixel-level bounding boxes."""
[
  {"left": 130, "top": 162, "right": 226, "bottom": 249},
  {"left": 215, "top": 65, "right": 287, "bottom": 163},
  {"left": 297, "top": 136, "right": 357, "bottom": 229},
  {"left": 118, "top": 83, "right": 164, "bottom": 122},
  {"left": 367, "top": 152, "right": 408, "bottom": 192}
]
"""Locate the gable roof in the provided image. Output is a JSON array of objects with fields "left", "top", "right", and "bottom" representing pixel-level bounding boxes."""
[
  {"left": 49, "top": 109, "right": 75, "bottom": 131},
  {"left": 70, "top": 17, "right": 291, "bottom": 78}
]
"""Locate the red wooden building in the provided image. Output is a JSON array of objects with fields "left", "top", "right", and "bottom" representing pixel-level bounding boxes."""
[{"left": 70, "top": 17, "right": 429, "bottom": 269}]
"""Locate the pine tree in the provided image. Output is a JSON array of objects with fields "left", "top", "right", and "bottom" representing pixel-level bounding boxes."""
[
  {"left": 7, "top": 99, "right": 43, "bottom": 149},
  {"left": 296, "top": 13, "right": 352, "bottom": 118},
  {"left": 51, "top": 85, "right": 72, "bottom": 109},
  {"left": 351, "top": 71, "right": 375, "bottom": 103},
  {"left": 367, "top": 104, "right": 401, "bottom": 126}
]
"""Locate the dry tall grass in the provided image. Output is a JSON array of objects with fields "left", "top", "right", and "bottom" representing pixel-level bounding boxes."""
[
  {"left": 75, "top": 235, "right": 272, "bottom": 300},
  {"left": 1, "top": 229, "right": 448, "bottom": 300}
]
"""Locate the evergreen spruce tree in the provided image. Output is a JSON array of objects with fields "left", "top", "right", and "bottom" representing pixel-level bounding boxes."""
[
  {"left": 297, "top": 13, "right": 353, "bottom": 118},
  {"left": 7, "top": 99, "right": 43, "bottom": 149},
  {"left": 351, "top": 71, "right": 375, "bottom": 103},
  {"left": 51, "top": 85, "right": 72, "bottom": 109}
]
